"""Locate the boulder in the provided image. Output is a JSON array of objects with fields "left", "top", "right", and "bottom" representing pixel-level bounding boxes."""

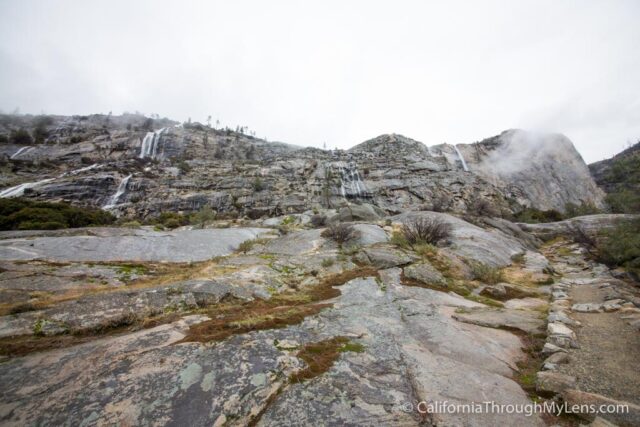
[
  {"left": 562, "top": 389, "right": 640, "bottom": 425},
  {"left": 504, "top": 297, "right": 548, "bottom": 310},
  {"left": 354, "top": 247, "right": 415, "bottom": 269},
  {"left": 333, "top": 203, "right": 384, "bottom": 222},
  {"left": 480, "top": 282, "right": 540, "bottom": 301},
  {"left": 403, "top": 262, "right": 446, "bottom": 286},
  {"left": 350, "top": 224, "right": 388, "bottom": 245},
  {"left": 536, "top": 371, "right": 576, "bottom": 395},
  {"left": 572, "top": 303, "right": 602, "bottom": 313},
  {"left": 453, "top": 308, "right": 545, "bottom": 334}
]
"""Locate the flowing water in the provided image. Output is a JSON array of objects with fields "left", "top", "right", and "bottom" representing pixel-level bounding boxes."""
[
  {"left": 334, "top": 161, "right": 368, "bottom": 199},
  {"left": 0, "top": 178, "right": 56, "bottom": 198},
  {"left": 139, "top": 128, "right": 166, "bottom": 159},
  {"left": 103, "top": 174, "right": 132, "bottom": 209},
  {"left": 10, "top": 146, "right": 34, "bottom": 159},
  {"left": 0, "top": 164, "right": 101, "bottom": 199},
  {"left": 454, "top": 145, "right": 469, "bottom": 171}
]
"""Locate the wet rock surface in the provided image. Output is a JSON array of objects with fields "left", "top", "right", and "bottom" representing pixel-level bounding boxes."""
[
  {"left": 0, "top": 214, "right": 559, "bottom": 426},
  {"left": 0, "top": 211, "right": 638, "bottom": 426},
  {"left": 0, "top": 227, "right": 269, "bottom": 262}
]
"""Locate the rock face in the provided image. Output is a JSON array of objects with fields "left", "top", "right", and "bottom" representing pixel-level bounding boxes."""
[
  {"left": 0, "top": 212, "right": 558, "bottom": 426},
  {"left": 0, "top": 114, "right": 604, "bottom": 219},
  {"left": 458, "top": 129, "right": 605, "bottom": 211},
  {"left": 0, "top": 277, "right": 542, "bottom": 427},
  {"left": 0, "top": 227, "right": 270, "bottom": 262}
]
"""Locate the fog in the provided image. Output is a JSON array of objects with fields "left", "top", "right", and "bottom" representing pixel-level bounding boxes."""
[{"left": 1, "top": 0, "right": 639, "bottom": 162}]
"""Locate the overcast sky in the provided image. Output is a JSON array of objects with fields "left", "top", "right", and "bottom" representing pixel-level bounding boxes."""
[{"left": 1, "top": 0, "right": 639, "bottom": 162}]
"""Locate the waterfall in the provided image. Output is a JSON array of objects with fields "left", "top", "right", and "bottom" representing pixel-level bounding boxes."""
[
  {"left": 103, "top": 174, "right": 132, "bottom": 209},
  {"left": 0, "top": 163, "right": 101, "bottom": 199},
  {"left": 426, "top": 145, "right": 434, "bottom": 157},
  {"left": 454, "top": 145, "right": 469, "bottom": 172},
  {"left": 0, "top": 178, "right": 56, "bottom": 198},
  {"left": 139, "top": 128, "right": 166, "bottom": 159},
  {"left": 10, "top": 146, "right": 33, "bottom": 159},
  {"left": 63, "top": 163, "right": 99, "bottom": 176},
  {"left": 333, "top": 161, "right": 368, "bottom": 199}
]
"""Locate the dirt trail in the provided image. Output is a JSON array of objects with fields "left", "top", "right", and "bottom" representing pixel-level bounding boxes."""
[{"left": 544, "top": 242, "right": 640, "bottom": 405}]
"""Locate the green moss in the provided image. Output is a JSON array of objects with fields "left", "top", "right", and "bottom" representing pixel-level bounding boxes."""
[
  {"left": 281, "top": 215, "right": 296, "bottom": 225},
  {"left": 33, "top": 319, "right": 44, "bottom": 336},
  {"left": 339, "top": 341, "right": 365, "bottom": 353},
  {"left": 464, "top": 294, "right": 504, "bottom": 308},
  {"left": 321, "top": 258, "right": 335, "bottom": 268}
]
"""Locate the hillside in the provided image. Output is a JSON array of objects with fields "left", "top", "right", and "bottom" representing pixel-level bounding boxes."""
[
  {"left": 589, "top": 141, "right": 640, "bottom": 213},
  {"left": 0, "top": 115, "right": 604, "bottom": 221}
]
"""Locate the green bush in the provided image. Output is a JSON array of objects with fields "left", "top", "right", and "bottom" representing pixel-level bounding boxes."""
[
  {"left": 191, "top": 206, "right": 216, "bottom": 228},
  {"left": 321, "top": 258, "right": 335, "bottom": 268},
  {"left": 9, "top": 128, "right": 33, "bottom": 145},
  {"left": 164, "top": 218, "right": 181, "bottom": 229},
  {"left": 606, "top": 190, "right": 640, "bottom": 214},
  {"left": 564, "top": 202, "right": 601, "bottom": 218},
  {"left": 606, "top": 152, "right": 640, "bottom": 186},
  {"left": 597, "top": 218, "right": 640, "bottom": 277},
  {"left": 513, "top": 208, "right": 563, "bottom": 223},
  {"left": 121, "top": 220, "right": 142, "bottom": 228},
  {"left": 17, "top": 221, "right": 66, "bottom": 230},
  {"left": 469, "top": 262, "right": 505, "bottom": 284},
  {"left": 0, "top": 198, "right": 115, "bottom": 230},
  {"left": 154, "top": 211, "right": 190, "bottom": 229},
  {"left": 252, "top": 176, "right": 265, "bottom": 192}
]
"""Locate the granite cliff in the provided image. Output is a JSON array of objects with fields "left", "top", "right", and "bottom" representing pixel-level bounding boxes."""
[{"left": 0, "top": 114, "right": 604, "bottom": 220}]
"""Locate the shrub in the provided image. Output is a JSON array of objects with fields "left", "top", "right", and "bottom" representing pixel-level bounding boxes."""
[
  {"left": 564, "top": 202, "right": 601, "bottom": 218},
  {"left": 177, "top": 160, "right": 191, "bottom": 174},
  {"left": 321, "top": 223, "right": 358, "bottom": 245},
  {"left": 252, "top": 176, "right": 265, "bottom": 192},
  {"left": 0, "top": 198, "right": 115, "bottom": 231},
  {"left": 310, "top": 214, "right": 327, "bottom": 228},
  {"left": 470, "top": 262, "right": 504, "bottom": 284},
  {"left": 400, "top": 217, "right": 452, "bottom": 246},
  {"left": 513, "top": 208, "right": 563, "bottom": 223},
  {"left": 121, "top": 220, "right": 142, "bottom": 228},
  {"left": 414, "top": 243, "right": 438, "bottom": 258},
  {"left": 164, "top": 218, "right": 181, "bottom": 229},
  {"left": 191, "top": 206, "right": 216, "bottom": 228},
  {"left": 597, "top": 218, "right": 640, "bottom": 278},
  {"left": 237, "top": 238, "right": 269, "bottom": 254},
  {"left": 154, "top": 211, "right": 190, "bottom": 229},
  {"left": 17, "top": 221, "right": 66, "bottom": 230},
  {"left": 321, "top": 258, "right": 335, "bottom": 268},
  {"left": 9, "top": 129, "right": 33, "bottom": 145},
  {"left": 390, "top": 231, "right": 410, "bottom": 249},
  {"left": 282, "top": 215, "right": 296, "bottom": 225},
  {"left": 606, "top": 190, "right": 640, "bottom": 214}
]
